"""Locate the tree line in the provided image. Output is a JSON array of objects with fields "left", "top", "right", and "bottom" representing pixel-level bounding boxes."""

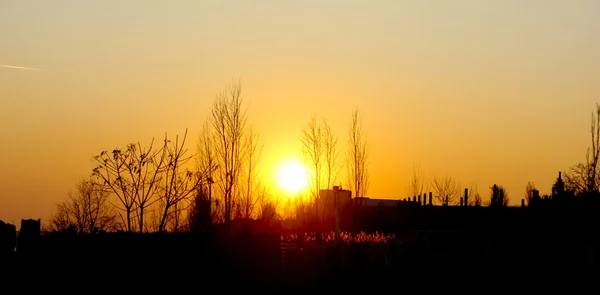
[
  {"left": 47, "top": 81, "right": 371, "bottom": 233},
  {"left": 47, "top": 79, "right": 599, "bottom": 233},
  {"left": 407, "top": 103, "right": 600, "bottom": 208}
]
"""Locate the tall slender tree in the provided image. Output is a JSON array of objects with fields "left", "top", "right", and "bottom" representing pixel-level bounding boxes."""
[
  {"left": 207, "top": 81, "right": 248, "bottom": 230},
  {"left": 347, "top": 107, "right": 370, "bottom": 198},
  {"left": 301, "top": 115, "right": 323, "bottom": 221},
  {"left": 408, "top": 163, "right": 427, "bottom": 199},
  {"left": 322, "top": 119, "right": 340, "bottom": 190}
]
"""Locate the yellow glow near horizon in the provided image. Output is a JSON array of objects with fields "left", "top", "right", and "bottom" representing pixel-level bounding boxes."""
[{"left": 276, "top": 159, "right": 308, "bottom": 196}]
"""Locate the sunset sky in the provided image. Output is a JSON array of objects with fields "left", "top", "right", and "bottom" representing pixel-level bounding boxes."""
[{"left": 1, "top": 0, "right": 599, "bottom": 226}]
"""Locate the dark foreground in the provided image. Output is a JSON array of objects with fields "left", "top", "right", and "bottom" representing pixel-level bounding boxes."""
[{"left": 2, "top": 225, "right": 597, "bottom": 290}]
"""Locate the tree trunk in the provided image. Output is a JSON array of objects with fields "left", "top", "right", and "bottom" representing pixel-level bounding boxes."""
[
  {"left": 126, "top": 209, "right": 132, "bottom": 232},
  {"left": 158, "top": 204, "right": 170, "bottom": 233},
  {"left": 139, "top": 206, "right": 144, "bottom": 234}
]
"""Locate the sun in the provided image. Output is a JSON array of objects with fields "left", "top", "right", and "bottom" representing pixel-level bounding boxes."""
[{"left": 276, "top": 159, "right": 308, "bottom": 195}]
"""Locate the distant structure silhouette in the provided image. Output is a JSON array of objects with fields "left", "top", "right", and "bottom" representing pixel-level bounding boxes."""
[
  {"left": 17, "top": 219, "right": 40, "bottom": 257},
  {"left": 490, "top": 184, "right": 506, "bottom": 207},
  {"left": 0, "top": 220, "right": 16, "bottom": 260},
  {"left": 552, "top": 171, "right": 565, "bottom": 197}
]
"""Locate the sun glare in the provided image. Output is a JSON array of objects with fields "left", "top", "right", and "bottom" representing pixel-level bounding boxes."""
[{"left": 276, "top": 159, "right": 308, "bottom": 195}]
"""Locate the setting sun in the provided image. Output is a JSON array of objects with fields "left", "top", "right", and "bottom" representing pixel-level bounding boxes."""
[{"left": 276, "top": 159, "right": 308, "bottom": 195}]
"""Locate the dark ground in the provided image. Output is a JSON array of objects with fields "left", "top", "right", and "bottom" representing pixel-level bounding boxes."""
[
  {"left": 1, "top": 226, "right": 597, "bottom": 291},
  {"left": 2, "top": 205, "right": 599, "bottom": 290}
]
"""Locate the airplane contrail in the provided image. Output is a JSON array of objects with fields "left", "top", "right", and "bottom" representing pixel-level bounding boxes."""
[{"left": 0, "top": 64, "right": 46, "bottom": 71}]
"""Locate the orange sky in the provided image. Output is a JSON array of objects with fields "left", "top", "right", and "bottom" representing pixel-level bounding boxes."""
[{"left": 1, "top": 0, "right": 599, "bottom": 226}]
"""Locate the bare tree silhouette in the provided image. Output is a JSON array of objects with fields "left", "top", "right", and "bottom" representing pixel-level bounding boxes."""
[
  {"left": 156, "top": 129, "right": 204, "bottom": 232},
  {"left": 92, "top": 137, "right": 168, "bottom": 232},
  {"left": 208, "top": 81, "right": 248, "bottom": 231},
  {"left": 196, "top": 120, "right": 219, "bottom": 221},
  {"left": 347, "top": 107, "right": 370, "bottom": 199},
  {"left": 323, "top": 120, "right": 341, "bottom": 190},
  {"left": 408, "top": 163, "right": 427, "bottom": 199},
  {"left": 49, "top": 178, "right": 118, "bottom": 233},
  {"left": 565, "top": 103, "right": 600, "bottom": 196},
  {"left": 239, "top": 125, "right": 264, "bottom": 219},
  {"left": 49, "top": 203, "right": 72, "bottom": 232},
  {"left": 258, "top": 197, "right": 280, "bottom": 225},
  {"left": 565, "top": 164, "right": 588, "bottom": 196},
  {"left": 432, "top": 175, "right": 458, "bottom": 205},
  {"left": 467, "top": 183, "right": 482, "bottom": 206},
  {"left": 525, "top": 181, "right": 536, "bottom": 206},
  {"left": 301, "top": 115, "right": 324, "bottom": 222}
]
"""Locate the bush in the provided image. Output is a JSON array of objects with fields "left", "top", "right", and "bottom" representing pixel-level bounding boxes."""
[{"left": 281, "top": 231, "right": 396, "bottom": 245}]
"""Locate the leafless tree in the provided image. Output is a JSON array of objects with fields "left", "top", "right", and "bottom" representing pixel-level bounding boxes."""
[
  {"left": 156, "top": 129, "right": 204, "bottom": 232},
  {"left": 301, "top": 115, "right": 324, "bottom": 221},
  {"left": 408, "top": 163, "right": 427, "bottom": 199},
  {"left": 92, "top": 135, "right": 169, "bottom": 233},
  {"left": 467, "top": 183, "right": 482, "bottom": 207},
  {"left": 49, "top": 202, "right": 72, "bottom": 232},
  {"left": 432, "top": 175, "right": 459, "bottom": 205},
  {"left": 524, "top": 181, "right": 536, "bottom": 206},
  {"left": 167, "top": 206, "right": 189, "bottom": 232},
  {"left": 322, "top": 119, "right": 341, "bottom": 190},
  {"left": 300, "top": 116, "right": 342, "bottom": 224},
  {"left": 585, "top": 104, "right": 600, "bottom": 193},
  {"left": 210, "top": 81, "right": 247, "bottom": 230},
  {"left": 347, "top": 107, "right": 370, "bottom": 198},
  {"left": 238, "top": 125, "right": 263, "bottom": 219},
  {"left": 564, "top": 163, "right": 588, "bottom": 196},
  {"left": 258, "top": 195, "right": 280, "bottom": 225},
  {"left": 565, "top": 103, "right": 600, "bottom": 196},
  {"left": 196, "top": 120, "right": 219, "bottom": 219},
  {"left": 49, "top": 178, "right": 118, "bottom": 233},
  {"left": 281, "top": 196, "right": 296, "bottom": 221}
]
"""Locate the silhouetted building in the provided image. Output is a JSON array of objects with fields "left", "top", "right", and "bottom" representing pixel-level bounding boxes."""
[
  {"left": 355, "top": 198, "right": 400, "bottom": 208},
  {"left": 317, "top": 187, "right": 352, "bottom": 230},
  {"left": 490, "top": 184, "right": 507, "bottom": 207},
  {"left": 552, "top": 171, "right": 565, "bottom": 197},
  {"left": 0, "top": 220, "right": 16, "bottom": 260},
  {"left": 529, "top": 171, "right": 573, "bottom": 208},
  {"left": 17, "top": 219, "right": 40, "bottom": 257}
]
